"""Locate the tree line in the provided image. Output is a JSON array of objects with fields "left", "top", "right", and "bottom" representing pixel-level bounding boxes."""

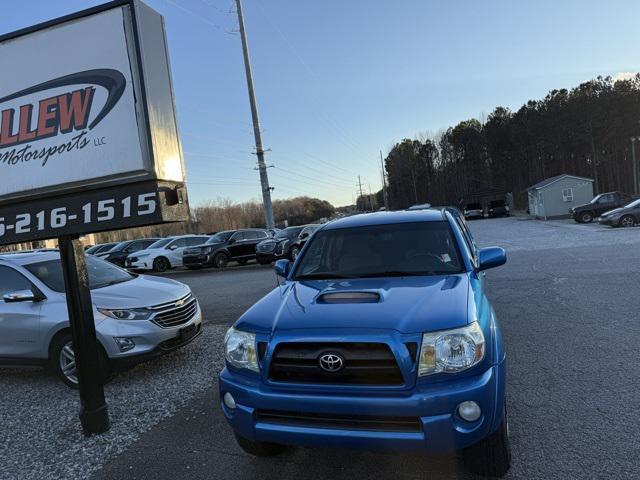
[{"left": 382, "top": 75, "right": 640, "bottom": 210}]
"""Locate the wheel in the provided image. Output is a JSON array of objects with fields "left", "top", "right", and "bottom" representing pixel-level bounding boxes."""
[
  {"left": 152, "top": 257, "right": 171, "bottom": 272},
  {"left": 213, "top": 252, "right": 229, "bottom": 269},
  {"left": 579, "top": 211, "right": 594, "bottom": 223},
  {"left": 49, "top": 332, "right": 111, "bottom": 389},
  {"left": 234, "top": 433, "right": 286, "bottom": 457},
  {"left": 461, "top": 403, "right": 512, "bottom": 477},
  {"left": 620, "top": 215, "right": 636, "bottom": 228},
  {"left": 237, "top": 259, "right": 249, "bottom": 266},
  {"left": 289, "top": 246, "right": 300, "bottom": 262}
]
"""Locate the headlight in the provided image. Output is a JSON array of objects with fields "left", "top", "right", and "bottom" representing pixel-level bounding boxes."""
[
  {"left": 98, "top": 308, "right": 152, "bottom": 320},
  {"left": 418, "top": 322, "right": 485, "bottom": 376},
  {"left": 224, "top": 327, "right": 258, "bottom": 372},
  {"left": 136, "top": 254, "right": 150, "bottom": 259},
  {"left": 203, "top": 247, "right": 213, "bottom": 254}
]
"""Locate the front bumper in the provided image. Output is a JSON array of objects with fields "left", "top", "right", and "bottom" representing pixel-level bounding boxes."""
[
  {"left": 219, "top": 359, "right": 505, "bottom": 454},
  {"left": 97, "top": 306, "right": 203, "bottom": 364},
  {"left": 183, "top": 254, "right": 212, "bottom": 267},
  {"left": 126, "top": 257, "right": 153, "bottom": 270},
  {"left": 598, "top": 216, "right": 619, "bottom": 226}
]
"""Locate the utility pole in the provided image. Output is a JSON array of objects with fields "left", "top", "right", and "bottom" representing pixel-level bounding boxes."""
[
  {"left": 368, "top": 183, "right": 374, "bottom": 211},
  {"left": 631, "top": 137, "right": 640, "bottom": 196},
  {"left": 235, "top": 0, "right": 275, "bottom": 229},
  {"left": 356, "top": 175, "right": 365, "bottom": 211},
  {"left": 380, "top": 150, "right": 389, "bottom": 210}
]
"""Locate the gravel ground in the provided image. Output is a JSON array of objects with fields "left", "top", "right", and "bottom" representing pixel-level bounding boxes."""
[{"left": 0, "top": 322, "right": 228, "bottom": 480}]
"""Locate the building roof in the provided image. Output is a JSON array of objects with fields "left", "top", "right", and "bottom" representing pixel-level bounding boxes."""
[{"left": 526, "top": 174, "right": 594, "bottom": 191}]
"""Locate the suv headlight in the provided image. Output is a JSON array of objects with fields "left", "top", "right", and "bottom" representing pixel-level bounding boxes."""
[
  {"left": 224, "top": 327, "right": 258, "bottom": 372},
  {"left": 203, "top": 247, "right": 214, "bottom": 254},
  {"left": 418, "top": 322, "right": 485, "bottom": 376},
  {"left": 98, "top": 308, "right": 152, "bottom": 320}
]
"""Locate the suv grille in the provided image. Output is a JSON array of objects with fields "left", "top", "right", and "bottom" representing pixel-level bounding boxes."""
[
  {"left": 149, "top": 293, "right": 198, "bottom": 328},
  {"left": 256, "top": 409, "right": 421, "bottom": 433},
  {"left": 269, "top": 342, "right": 403, "bottom": 386},
  {"left": 184, "top": 247, "right": 203, "bottom": 256}
]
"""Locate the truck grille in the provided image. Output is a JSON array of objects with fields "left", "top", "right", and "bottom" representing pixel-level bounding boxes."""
[
  {"left": 150, "top": 293, "right": 198, "bottom": 328},
  {"left": 256, "top": 409, "right": 421, "bottom": 433},
  {"left": 269, "top": 342, "right": 403, "bottom": 386}
]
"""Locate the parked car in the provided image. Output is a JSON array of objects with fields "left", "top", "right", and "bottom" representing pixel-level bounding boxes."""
[
  {"left": 598, "top": 198, "right": 640, "bottom": 227},
  {"left": 126, "top": 235, "right": 210, "bottom": 272},
  {"left": 570, "top": 191, "right": 632, "bottom": 223},
  {"left": 488, "top": 199, "right": 510, "bottom": 217},
  {"left": 0, "top": 251, "right": 202, "bottom": 387},
  {"left": 95, "top": 238, "right": 160, "bottom": 267},
  {"left": 183, "top": 229, "right": 270, "bottom": 269},
  {"left": 256, "top": 226, "right": 305, "bottom": 264},
  {"left": 85, "top": 242, "right": 119, "bottom": 255},
  {"left": 219, "top": 209, "right": 510, "bottom": 477},
  {"left": 287, "top": 224, "right": 321, "bottom": 260},
  {"left": 463, "top": 202, "right": 484, "bottom": 219}
]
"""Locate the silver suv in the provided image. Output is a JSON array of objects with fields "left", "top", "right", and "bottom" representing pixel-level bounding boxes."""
[{"left": 0, "top": 251, "right": 202, "bottom": 387}]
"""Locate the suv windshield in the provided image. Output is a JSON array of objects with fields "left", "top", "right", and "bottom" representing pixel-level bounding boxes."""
[
  {"left": 206, "top": 231, "right": 234, "bottom": 244},
  {"left": 147, "top": 238, "right": 173, "bottom": 249},
  {"left": 624, "top": 198, "right": 640, "bottom": 209},
  {"left": 275, "top": 227, "right": 304, "bottom": 239},
  {"left": 294, "top": 221, "right": 463, "bottom": 279},
  {"left": 25, "top": 256, "right": 135, "bottom": 292}
]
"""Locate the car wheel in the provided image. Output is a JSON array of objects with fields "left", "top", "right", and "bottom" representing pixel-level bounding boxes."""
[
  {"left": 234, "top": 433, "right": 286, "bottom": 457},
  {"left": 620, "top": 215, "right": 636, "bottom": 228},
  {"left": 579, "top": 211, "right": 594, "bottom": 223},
  {"left": 461, "top": 402, "right": 512, "bottom": 477},
  {"left": 289, "top": 246, "right": 300, "bottom": 261},
  {"left": 49, "top": 332, "right": 111, "bottom": 389},
  {"left": 153, "top": 257, "right": 171, "bottom": 272},
  {"left": 213, "top": 252, "right": 229, "bottom": 268},
  {"left": 237, "top": 259, "right": 249, "bottom": 266}
]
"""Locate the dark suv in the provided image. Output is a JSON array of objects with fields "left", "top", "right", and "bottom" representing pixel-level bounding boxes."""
[
  {"left": 288, "top": 224, "right": 320, "bottom": 260},
  {"left": 570, "top": 191, "right": 631, "bottom": 223},
  {"left": 488, "top": 200, "right": 510, "bottom": 217},
  {"left": 256, "top": 226, "right": 305, "bottom": 264},
  {"left": 95, "top": 238, "right": 159, "bottom": 267},
  {"left": 182, "top": 229, "right": 270, "bottom": 269}
]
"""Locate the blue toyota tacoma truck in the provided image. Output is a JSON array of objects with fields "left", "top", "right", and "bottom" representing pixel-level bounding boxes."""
[{"left": 220, "top": 208, "right": 510, "bottom": 477}]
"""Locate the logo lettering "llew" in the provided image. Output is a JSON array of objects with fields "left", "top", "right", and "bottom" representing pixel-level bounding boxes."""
[{"left": 0, "top": 69, "right": 126, "bottom": 149}]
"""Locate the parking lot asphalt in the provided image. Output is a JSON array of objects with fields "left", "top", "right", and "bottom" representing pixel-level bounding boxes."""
[{"left": 3, "top": 217, "right": 639, "bottom": 480}]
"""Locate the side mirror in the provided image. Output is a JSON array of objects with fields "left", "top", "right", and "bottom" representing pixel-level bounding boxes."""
[
  {"left": 228, "top": 238, "right": 236, "bottom": 245},
  {"left": 477, "top": 247, "right": 506, "bottom": 271},
  {"left": 299, "top": 233, "right": 309, "bottom": 239},
  {"left": 167, "top": 244, "right": 178, "bottom": 250},
  {"left": 274, "top": 259, "right": 291, "bottom": 278},
  {"left": 3, "top": 289, "right": 39, "bottom": 303}
]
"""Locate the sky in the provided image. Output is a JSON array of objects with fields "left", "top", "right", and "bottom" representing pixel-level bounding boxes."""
[{"left": 3, "top": 0, "right": 640, "bottom": 207}]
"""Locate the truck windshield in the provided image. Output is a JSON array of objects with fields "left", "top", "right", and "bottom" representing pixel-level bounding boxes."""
[{"left": 294, "top": 221, "right": 464, "bottom": 280}]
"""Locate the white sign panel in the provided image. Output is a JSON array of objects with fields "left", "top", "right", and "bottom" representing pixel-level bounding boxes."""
[{"left": 0, "top": 2, "right": 184, "bottom": 202}]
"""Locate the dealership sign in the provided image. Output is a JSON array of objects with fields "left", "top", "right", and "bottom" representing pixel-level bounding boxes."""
[{"left": 0, "top": 0, "right": 189, "bottom": 245}]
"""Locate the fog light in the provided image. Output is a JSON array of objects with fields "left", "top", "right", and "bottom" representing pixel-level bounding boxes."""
[
  {"left": 223, "top": 392, "right": 236, "bottom": 410},
  {"left": 457, "top": 401, "right": 481, "bottom": 422},
  {"left": 114, "top": 337, "right": 135, "bottom": 352}
]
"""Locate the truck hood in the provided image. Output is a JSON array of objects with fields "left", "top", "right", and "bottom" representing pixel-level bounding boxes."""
[
  {"left": 90, "top": 274, "right": 190, "bottom": 309},
  {"left": 236, "top": 275, "right": 470, "bottom": 335}
]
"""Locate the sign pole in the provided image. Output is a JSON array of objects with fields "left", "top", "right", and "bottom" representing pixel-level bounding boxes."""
[{"left": 58, "top": 235, "right": 110, "bottom": 436}]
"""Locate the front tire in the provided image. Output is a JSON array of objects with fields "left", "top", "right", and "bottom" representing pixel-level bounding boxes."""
[
  {"left": 213, "top": 252, "right": 229, "bottom": 269},
  {"left": 461, "top": 404, "right": 512, "bottom": 477},
  {"left": 49, "top": 332, "right": 111, "bottom": 389},
  {"left": 234, "top": 433, "right": 286, "bottom": 457},
  {"left": 620, "top": 215, "right": 636, "bottom": 228},
  {"left": 579, "top": 211, "right": 594, "bottom": 223},
  {"left": 153, "top": 257, "right": 171, "bottom": 272}
]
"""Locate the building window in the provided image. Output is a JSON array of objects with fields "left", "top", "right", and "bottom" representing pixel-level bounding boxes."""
[{"left": 562, "top": 188, "right": 573, "bottom": 202}]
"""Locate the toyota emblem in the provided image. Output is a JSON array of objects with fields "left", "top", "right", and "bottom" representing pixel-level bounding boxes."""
[{"left": 318, "top": 353, "right": 344, "bottom": 372}]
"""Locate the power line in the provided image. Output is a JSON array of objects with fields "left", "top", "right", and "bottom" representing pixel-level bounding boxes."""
[{"left": 160, "top": 0, "right": 223, "bottom": 30}]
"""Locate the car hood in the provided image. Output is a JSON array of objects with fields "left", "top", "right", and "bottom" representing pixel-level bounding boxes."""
[
  {"left": 601, "top": 207, "right": 625, "bottom": 217},
  {"left": 236, "top": 275, "right": 470, "bottom": 335},
  {"left": 127, "top": 248, "right": 166, "bottom": 258},
  {"left": 90, "top": 275, "right": 190, "bottom": 309}
]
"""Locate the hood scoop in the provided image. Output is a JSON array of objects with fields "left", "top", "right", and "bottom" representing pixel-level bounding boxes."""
[{"left": 317, "top": 291, "right": 381, "bottom": 304}]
